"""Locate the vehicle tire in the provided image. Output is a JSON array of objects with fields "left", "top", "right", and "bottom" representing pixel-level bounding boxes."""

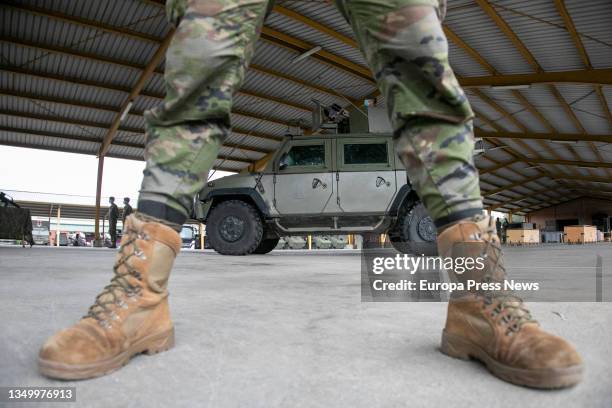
[
  {"left": 207, "top": 200, "right": 263, "bottom": 255},
  {"left": 389, "top": 202, "right": 438, "bottom": 256},
  {"left": 252, "top": 237, "right": 280, "bottom": 254}
]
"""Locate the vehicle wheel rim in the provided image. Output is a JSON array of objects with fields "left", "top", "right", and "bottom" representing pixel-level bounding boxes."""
[
  {"left": 418, "top": 216, "right": 436, "bottom": 242},
  {"left": 219, "top": 215, "right": 245, "bottom": 242}
]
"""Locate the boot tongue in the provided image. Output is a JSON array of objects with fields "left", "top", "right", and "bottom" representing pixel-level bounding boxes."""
[{"left": 85, "top": 220, "right": 144, "bottom": 321}]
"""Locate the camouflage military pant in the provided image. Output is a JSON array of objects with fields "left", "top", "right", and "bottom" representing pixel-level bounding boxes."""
[{"left": 138, "top": 0, "right": 483, "bottom": 226}]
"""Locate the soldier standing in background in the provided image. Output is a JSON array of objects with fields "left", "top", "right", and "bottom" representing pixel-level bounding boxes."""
[
  {"left": 38, "top": 0, "right": 582, "bottom": 388},
  {"left": 106, "top": 196, "right": 119, "bottom": 249},
  {"left": 122, "top": 197, "right": 133, "bottom": 224},
  {"left": 502, "top": 217, "right": 509, "bottom": 244},
  {"left": 495, "top": 217, "right": 502, "bottom": 241}
]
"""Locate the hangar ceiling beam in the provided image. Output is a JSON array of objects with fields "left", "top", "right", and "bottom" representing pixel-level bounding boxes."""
[
  {"left": 472, "top": 110, "right": 557, "bottom": 203},
  {"left": 2, "top": 3, "right": 161, "bottom": 44},
  {"left": 0, "top": 126, "right": 141, "bottom": 149},
  {"left": 487, "top": 187, "right": 569, "bottom": 211},
  {"left": 1, "top": 39, "right": 314, "bottom": 117},
  {"left": 475, "top": 130, "right": 612, "bottom": 143},
  {"left": 482, "top": 175, "right": 544, "bottom": 197},
  {"left": 512, "top": 193, "right": 583, "bottom": 215},
  {"left": 475, "top": 0, "right": 606, "bottom": 179},
  {"left": 98, "top": 30, "right": 174, "bottom": 156},
  {"left": 259, "top": 27, "right": 374, "bottom": 84},
  {"left": 445, "top": 25, "right": 580, "bottom": 194},
  {"left": 554, "top": 0, "right": 612, "bottom": 128},
  {"left": 482, "top": 172, "right": 612, "bottom": 199},
  {"left": 272, "top": 6, "right": 358, "bottom": 48},
  {"left": 553, "top": 0, "right": 612, "bottom": 180},
  {"left": 0, "top": 86, "right": 282, "bottom": 143},
  {"left": 484, "top": 157, "right": 612, "bottom": 170},
  {"left": 460, "top": 69, "right": 612, "bottom": 87},
  {"left": 0, "top": 91, "right": 281, "bottom": 148}
]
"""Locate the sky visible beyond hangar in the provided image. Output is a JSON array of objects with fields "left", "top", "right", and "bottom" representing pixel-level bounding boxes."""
[{"left": 0, "top": 146, "right": 231, "bottom": 206}]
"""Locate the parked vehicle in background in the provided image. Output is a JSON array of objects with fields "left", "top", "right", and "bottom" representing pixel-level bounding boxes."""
[
  {"left": 197, "top": 133, "right": 436, "bottom": 255},
  {"left": 180, "top": 225, "right": 202, "bottom": 249},
  {"left": 330, "top": 235, "right": 348, "bottom": 249},
  {"left": 31, "top": 220, "right": 50, "bottom": 245},
  {"left": 49, "top": 231, "right": 69, "bottom": 246},
  {"left": 314, "top": 235, "right": 332, "bottom": 249},
  {"left": 286, "top": 236, "right": 307, "bottom": 250},
  {"left": 276, "top": 237, "right": 287, "bottom": 250}
]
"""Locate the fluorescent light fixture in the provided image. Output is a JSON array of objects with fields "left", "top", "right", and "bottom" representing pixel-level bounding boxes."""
[
  {"left": 550, "top": 139, "right": 578, "bottom": 144},
  {"left": 119, "top": 101, "right": 133, "bottom": 122},
  {"left": 291, "top": 46, "right": 322, "bottom": 64},
  {"left": 490, "top": 84, "right": 531, "bottom": 90}
]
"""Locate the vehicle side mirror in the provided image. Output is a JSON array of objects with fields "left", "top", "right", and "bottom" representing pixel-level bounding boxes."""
[{"left": 278, "top": 152, "right": 289, "bottom": 170}]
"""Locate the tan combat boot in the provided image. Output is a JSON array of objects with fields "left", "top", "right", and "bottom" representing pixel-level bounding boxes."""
[
  {"left": 38, "top": 213, "right": 181, "bottom": 380},
  {"left": 437, "top": 214, "right": 583, "bottom": 389}
]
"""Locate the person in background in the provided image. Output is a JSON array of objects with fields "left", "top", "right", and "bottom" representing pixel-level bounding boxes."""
[
  {"left": 122, "top": 197, "right": 133, "bottom": 224},
  {"left": 495, "top": 217, "right": 502, "bottom": 241},
  {"left": 502, "top": 218, "right": 509, "bottom": 244},
  {"left": 106, "top": 197, "right": 119, "bottom": 249}
]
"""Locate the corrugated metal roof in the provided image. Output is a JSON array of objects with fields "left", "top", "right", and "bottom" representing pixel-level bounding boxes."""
[
  {"left": 264, "top": 11, "right": 367, "bottom": 68},
  {"left": 445, "top": 3, "right": 535, "bottom": 74},
  {"left": 494, "top": 0, "right": 584, "bottom": 72},
  {"left": 566, "top": 0, "right": 612, "bottom": 70}
]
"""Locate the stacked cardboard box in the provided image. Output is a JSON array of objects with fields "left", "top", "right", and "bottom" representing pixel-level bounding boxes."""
[
  {"left": 564, "top": 225, "right": 597, "bottom": 243},
  {"left": 506, "top": 229, "right": 540, "bottom": 244}
]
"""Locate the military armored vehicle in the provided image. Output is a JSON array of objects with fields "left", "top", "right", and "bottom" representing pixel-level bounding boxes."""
[{"left": 195, "top": 133, "right": 437, "bottom": 255}]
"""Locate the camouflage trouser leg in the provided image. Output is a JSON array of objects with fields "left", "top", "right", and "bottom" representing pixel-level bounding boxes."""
[
  {"left": 337, "top": 0, "right": 483, "bottom": 227},
  {"left": 138, "top": 0, "right": 271, "bottom": 223}
]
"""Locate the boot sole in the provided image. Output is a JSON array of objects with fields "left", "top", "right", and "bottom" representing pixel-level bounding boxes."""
[
  {"left": 38, "top": 327, "right": 175, "bottom": 380},
  {"left": 440, "top": 329, "right": 583, "bottom": 389}
]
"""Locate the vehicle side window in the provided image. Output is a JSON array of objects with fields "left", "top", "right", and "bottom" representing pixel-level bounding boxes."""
[
  {"left": 286, "top": 144, "right": 325, "bottom": 167},
  {"left": 343, "top": 143, "right": 388, "bottom": 165}
]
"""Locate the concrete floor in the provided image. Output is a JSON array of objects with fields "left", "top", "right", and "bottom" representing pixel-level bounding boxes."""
[{"left": 1, "top": 245, "right": 611, "bottom": 408}]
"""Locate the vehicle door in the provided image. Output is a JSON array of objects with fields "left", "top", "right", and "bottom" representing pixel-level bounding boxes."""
[
  {"left": 335, "top": 137, "right": 397, "bottom": 214},
  {"left": 274, "top": 138, "right": 334, "bottom": 215}
]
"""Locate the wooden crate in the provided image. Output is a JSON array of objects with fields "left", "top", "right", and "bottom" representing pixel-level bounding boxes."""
[
  {"left": 564, "top": 225, "right": 597, "bottom": 243},
  {"left": 506, "top": 229, "right": 540, "bottom": 245}
]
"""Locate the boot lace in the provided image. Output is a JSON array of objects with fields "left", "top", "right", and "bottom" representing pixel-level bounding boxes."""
[
  {"left": 477, "top": 215, "right": 536, "bottom": 335},
  {"left": 84, "top": 228, "right": 145, "bottom": 325}
]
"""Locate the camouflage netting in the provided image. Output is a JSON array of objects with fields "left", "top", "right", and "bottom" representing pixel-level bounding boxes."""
[{"left": 0, "top": 207, "right": 34, "bottom": 244}]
